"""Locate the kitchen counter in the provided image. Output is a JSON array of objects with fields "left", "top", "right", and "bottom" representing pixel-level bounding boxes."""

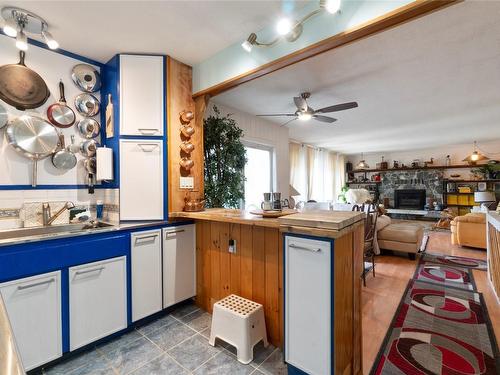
[
  {"left": 0, "top": 219, "right": 192, "bottom": 247},
  {"left": 0, "top": 294, "right": 24, "bottom": 375},
  {"left": 171, "top": 208, "right": 281, "bottom": 228}
]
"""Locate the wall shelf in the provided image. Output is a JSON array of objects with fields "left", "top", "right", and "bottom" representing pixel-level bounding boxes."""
[{"left": 350, "top": 164, "right": 478, "bottom": 174}]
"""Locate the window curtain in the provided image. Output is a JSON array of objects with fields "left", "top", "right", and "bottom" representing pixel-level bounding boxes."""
[{"left": 289, "top": 142, "right": 345, "bottom": 203}]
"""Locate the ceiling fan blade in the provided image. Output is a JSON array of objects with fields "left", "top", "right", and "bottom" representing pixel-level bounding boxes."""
[
  {"left": 293, "top": 97, "right": 307, "bottom": 112},
  {"left": 315, "top": 101, "right": 358, "bottom": 114},
  {"left": 256, "top": 114, "right": 296, "bottom": 117},
  {"left": 281, "top": 118, "right": 297, "bottom": 127},
  {"left": 313, "top": 115, "right": 337, "bottom": 123}
]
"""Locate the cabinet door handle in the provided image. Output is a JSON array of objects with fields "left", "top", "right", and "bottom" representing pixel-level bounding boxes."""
[
  {"left": 164, "top": 229, "right": 185, "bottom": 238},
  {"left": 134, "top": 234, "right": 158, "bottom": 243},
  {"left": 75, "top": 266, "right": 105, "bottom": 276},
  {"left": 137, "top": 143, "right": 159, "bottom": 152},
  {"left": 289, "top": 243, "right": 321, "bottom": 253},
  {"left": 138, "top": 128, "right": 159, "bottom": 134},
  {"left": 17, "top": 278, "right": 55, "bottom": 290}
]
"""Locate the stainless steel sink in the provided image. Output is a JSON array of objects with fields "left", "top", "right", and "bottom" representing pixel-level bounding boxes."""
[{"left": 0, "top": 222, "right": 115, "bottom": 241}]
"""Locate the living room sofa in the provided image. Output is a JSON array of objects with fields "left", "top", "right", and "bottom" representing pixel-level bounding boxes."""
[{"left": 450, "top": 212, "right": 486, "bottom": 249}]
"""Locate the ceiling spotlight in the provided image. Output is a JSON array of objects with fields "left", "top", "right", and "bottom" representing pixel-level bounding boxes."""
[
  {"left": 297, "top": 112, "right": 312, "bottom": 121},
  {"left": 321, "top": 0, "right": 341, "bottom": 14},
  {"left": 42, "top": 29, "right": 58, "bottom": 49},
  {"left": 3, "top": 17, "right": 17, "bottom": 37},
  {"left": 241, "top": 33, "right": 257, "bottom": 52},
  {"left": 15, "top": 29, "right": 28, "bottom": 51},
  {"left": 276, "top": 17, "right": 293, "bottom": 36}
]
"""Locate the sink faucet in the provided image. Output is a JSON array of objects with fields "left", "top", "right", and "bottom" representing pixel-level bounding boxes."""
[{"left": 42, "top": 202, "right": 75, "bottom": 226}]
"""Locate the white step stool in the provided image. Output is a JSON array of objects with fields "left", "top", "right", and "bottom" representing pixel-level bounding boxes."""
[{"left": 209, "top": 294, "right": 268, "bottom": 364}]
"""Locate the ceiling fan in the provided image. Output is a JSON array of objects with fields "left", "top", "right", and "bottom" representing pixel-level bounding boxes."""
[{"left": 257, "top": 92, "right": 358, "bottom": 126}]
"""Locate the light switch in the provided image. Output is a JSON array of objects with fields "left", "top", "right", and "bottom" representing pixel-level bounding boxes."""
[
  {"left": 180, "top": 176, "right": 194, "bottom": 189},
  {"left": 229, "top": 239, "right": 237, "bottom": 254}
]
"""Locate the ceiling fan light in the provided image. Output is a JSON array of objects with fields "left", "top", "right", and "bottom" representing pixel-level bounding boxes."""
[
  {"left": 42, "top": 29, "right": 59, "bottom": 49},
  {"left": 297, "top": 112, "right": 312, "bottom": 121},
  {"left": 276, "top": 17, "right": 293, "bottom": 36},
  {"left": 322, "top": 0, "right": 341, "bottom": 14},
  {"left": 15, "top": 29, "right": 28, "bottom": 51},
  {"left": 3, "top": 18, "right": 18, "bottom": 37}
]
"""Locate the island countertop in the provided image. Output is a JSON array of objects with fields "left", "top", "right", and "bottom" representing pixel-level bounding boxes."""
[{"left": 170, "top": 208, "right": 282, "bottom": 228}]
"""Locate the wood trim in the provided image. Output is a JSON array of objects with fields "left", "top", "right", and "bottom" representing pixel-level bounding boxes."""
[{"left": 192, "top": 0, "right": 460, "bottom": 99}]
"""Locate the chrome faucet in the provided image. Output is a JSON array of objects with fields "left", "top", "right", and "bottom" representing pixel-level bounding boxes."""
[{"left": 42, "top": 202, "right": 75, "bottom": 226}]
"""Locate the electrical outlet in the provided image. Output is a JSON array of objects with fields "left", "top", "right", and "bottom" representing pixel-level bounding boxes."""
[
  {"left": 229, "top": 239, "right": 237, "bottom": 254},
  {"left": 180, "top": 176, "right": 194, "bottom": 189}
]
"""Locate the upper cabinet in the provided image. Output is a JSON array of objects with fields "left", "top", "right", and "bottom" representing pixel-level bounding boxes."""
[{"left": 120, "top": 55, "right": 164, "bottom": 136}]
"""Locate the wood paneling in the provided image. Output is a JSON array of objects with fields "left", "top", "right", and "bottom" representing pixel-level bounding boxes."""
[
  {"left": 166, "top": 57, "right": 204, "bottom": 213},
  {"left": 352, "top": 224, "right": 364, "bottom": 375},
  {"left": 193, "top": 0, "right": 459, "bottom": 99},
  {"left": 487, "top": 223, "right": 500, "bottom": 300},
  {"left": 195, "top": 221, "right": 283, "bottom": 347}
]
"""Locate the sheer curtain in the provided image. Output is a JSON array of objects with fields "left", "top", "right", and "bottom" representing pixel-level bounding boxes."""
[{"left": 289, "top": 142, "right": 345, "bottom": 203}]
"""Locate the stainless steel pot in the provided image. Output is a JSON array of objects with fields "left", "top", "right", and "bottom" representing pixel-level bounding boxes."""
[
  {"left": 74, "top": 93, "right": 100, "bottom": 117},
  {"left": 77, "top": 118, "right": 100, "bottom": 139},
  {"left": 52, "top": 134, "right": 77, "bottom": 170},
  {"left": 80, "top": 139, "right": 100, "bottom": 157},
  {"left": 0, "top": 103, "right": 7, "bottom": 129},
  {"left": 71, "top": 64, "right": 101, "bottom": 92}
]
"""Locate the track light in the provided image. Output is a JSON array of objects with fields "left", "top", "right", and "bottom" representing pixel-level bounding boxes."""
[
  {"left": 276, "top": 18, "right": 293, "bottom": 36},
  {"left": 15, "top": 29, "right": 28, "bottom": 51},
  {"left": 321, "top": 0, "right": 341, "bottom": 14},
  {"left": 3, "top": 17, "right": 17, "bottom": 37},
  {"left": 241, "top": 33, "right": 257, "bottom": 53},
  {"left": 42, "top": 29, "right": 59, "bottom": 49}
]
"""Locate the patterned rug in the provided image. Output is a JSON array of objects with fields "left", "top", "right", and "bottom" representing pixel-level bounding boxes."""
[
  {"left": 421, "top": 253, "right": 488, "bottom": 271},
  {"left": 370, "top": 279, "right": 500, "bottom": 375},
  {"left": 413, "top": 258, "right": 477, "bottom": 291}
]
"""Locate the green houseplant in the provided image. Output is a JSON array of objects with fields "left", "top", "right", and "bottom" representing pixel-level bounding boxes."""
[{"left": 204, "top": 106, "right": 247, "bottom": 208}]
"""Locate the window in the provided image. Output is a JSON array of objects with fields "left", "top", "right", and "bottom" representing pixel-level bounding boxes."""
[{"left": 243, "top": 143, "right": 273, "bottom": 210}]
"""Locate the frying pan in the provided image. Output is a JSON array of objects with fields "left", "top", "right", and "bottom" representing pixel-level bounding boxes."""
[
  {"left": 0, "top": 51, "right": 50, "bottom": 110},
  {"left": 71, "top": 64, "right": 101, "bottom": 92},
  {"left": 6, "top": 115, "right": 60, "bottom": 187},
  {"left": 77, "top": 118, "right": 100, "bottom": 139},
  {"left": 74, "top": 93, "right": 100, "bottom": 117},
  {"left": 47, "top": 81, "right": 76, "bottom": 128},
  {"left": 0, "top": 103, "right": 7, "bottom": 129},
  {"left": 52, "top": 134, "right": 77, "bottom": 170}
]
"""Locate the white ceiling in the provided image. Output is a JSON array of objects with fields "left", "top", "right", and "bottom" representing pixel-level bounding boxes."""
[
  {"left": 0, "top": 0, "right": 305, "bottom": 65},
  {"left": 214, "top": 1, "right": 500, "bottom": 154}
]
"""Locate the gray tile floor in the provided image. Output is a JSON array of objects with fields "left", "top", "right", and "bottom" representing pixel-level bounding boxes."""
[{"left": 41, "top": 301, "right": 287, "bottom": 375}]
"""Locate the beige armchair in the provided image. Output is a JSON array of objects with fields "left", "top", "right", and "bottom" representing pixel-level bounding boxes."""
[{"left": 450, "top": 213, "right": 486, "bottom": 249}]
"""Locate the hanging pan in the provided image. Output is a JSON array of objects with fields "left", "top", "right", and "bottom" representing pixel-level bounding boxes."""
[
  {"left": 71, "top": 64, "right": 101, "bottom": 92},
  {"left": 77, "top": 118, "right": 100, "bottom": 139},
  {"left": 74, "top": 93, "right": 100, "bottom": 117},
  {"left": 6, "top": 115, "right": 59, "bottom": 187},
  {"left": 0, "top": 51, "right": 50, "bottom": 110},
  {"left": 0, "top": 103, "right": 8, "bottom": 129},
  {"left": 47, "top": 81, "right": 76, "bottom": 128},
  {"left": 52, "top": 134, "right": 77, "bottom": 170}
]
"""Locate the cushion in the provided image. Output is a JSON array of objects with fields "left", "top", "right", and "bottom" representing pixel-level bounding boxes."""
[
  {"left": 453, "top": 213, "right": 485, "bottom": 224},
  {"left": 345, "top": 189, "right": 371, "bottom": 204},
  {"left": 378, "top": 223, "right": 424, "bottom": 244}
]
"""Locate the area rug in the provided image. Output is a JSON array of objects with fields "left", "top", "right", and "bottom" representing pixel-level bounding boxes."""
[
  {"left": 413, "top": 258, "right": 477, "bottom": 291},
  {"left": 370, "top": 279, "right": 500, "bottom": 375},
  {"left": 421, "top": 253, "right": 488, "bottom": 271}
]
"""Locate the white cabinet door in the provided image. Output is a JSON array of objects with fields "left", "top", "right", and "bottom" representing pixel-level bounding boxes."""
[
  {"left": 285, "top": 236, "right": 331, "bottom": 375},
  {"left": 69, "top": 257, "right": 127, "bottom": 350},
  {"left": 120, "top": 55, "right": 164, "bottom": 136},
  {"left": 131, "top": 229, "right": 162, "bottom": 322},
  {"left": 0, "top": 271, "right": 62, "bottom": 370},
  {"left": 162, "top": 225, "right": 196, "bottom": 308},
  {"left": 120, "top": 139, "right": 164, "bottom": 220}
]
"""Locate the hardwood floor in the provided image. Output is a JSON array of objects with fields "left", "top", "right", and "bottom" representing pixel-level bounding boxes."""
[{"left": 362, "top": 230, "right": 499, "bottom": 375}]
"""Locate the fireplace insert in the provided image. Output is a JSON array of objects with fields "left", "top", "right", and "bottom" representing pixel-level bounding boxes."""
[{"left": 394, "top": 189, "right": 426, "bottom": 209}]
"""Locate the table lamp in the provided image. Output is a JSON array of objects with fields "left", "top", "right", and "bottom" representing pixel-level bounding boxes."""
[{"left": 474, "top": 191, "right": 496, "bottom": 211}]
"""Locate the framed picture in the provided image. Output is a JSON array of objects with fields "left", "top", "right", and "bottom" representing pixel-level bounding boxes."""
[{"left": 478, "top": 182, "right": 487, "bottom": 191}]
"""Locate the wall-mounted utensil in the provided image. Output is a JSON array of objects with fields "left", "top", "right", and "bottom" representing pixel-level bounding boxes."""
[
  {"left": 180, "top": 141, "right": 194, "bottom": 154},
  {"left": 84, "top": 157, "right": 96, "bottom": 194},
  {"left": 71, "top": 64, "right": 101, "bottom": 92},
  {"left": 0, "top": 51, "right": 50, "bottom": 110},
  {"left": 180, "top": 157, "right": 194, "bottom": 170},
  {"left": 74, "top": 93, "right": 100, "bottom": 117},
  {"left": 80, "top": 139, "right": 99, "bottom": 157},
  {"left": 0, "top": 103, "right": 7, "bottom": 129},
  {"left": 6, "top": 115, "right": 59, "bottom": 187},
  {"left": 68, "top": 135, "right": 80, "bottom": 154},
  {"left": 180, "top": 124, "right": 195, "bottom": 138},
  {"left": 105, "top": 94, "right": 114, "bottom": 138},
  {"left": 52, "top": 134, "right": 77, "bottom": 170},
  {"left": 47, "top": 81, "right": 76, "bottom": 128},
  {"left": 77, "top": 118, "right": 100, "bottom": 139}
]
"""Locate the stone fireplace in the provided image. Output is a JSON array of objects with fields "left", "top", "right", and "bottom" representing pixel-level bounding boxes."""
[{"left": 394, "top": 189, "right": 426, "bottom": 210}]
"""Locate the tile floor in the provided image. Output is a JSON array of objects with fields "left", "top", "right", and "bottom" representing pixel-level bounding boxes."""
[{"left": 39, "top": 301, "right": 287, "bottom": 375}]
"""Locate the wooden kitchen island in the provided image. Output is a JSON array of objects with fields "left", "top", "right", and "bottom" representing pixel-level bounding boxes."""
[{"left": 172, "top": 208, "right": 365, "bottom": 375}]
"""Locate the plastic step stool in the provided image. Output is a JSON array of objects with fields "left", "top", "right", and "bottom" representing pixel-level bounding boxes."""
[{"left": 209, "top": 294, "right": 268, "bottom": 364}]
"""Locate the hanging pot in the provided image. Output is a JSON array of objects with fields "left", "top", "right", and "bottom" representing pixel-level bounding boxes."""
[
  {"left": 74, "top": 93, "right": 100, "bottom": 117},
  {"left": 77, "top": 118, "right": 100, "bottom": 139},
  {"left": 0, "top": 51, "right": 50, "bottom": 110},
  {"left": 52, "top": 134, "right": 77, "bottom": 170},
  {"left": 80, "top": 139, "right": 100, "bottom": 157},
  {"left": 0, "top": 103, "right": 7, "bottom": 129},
  {"left": 84, "top": 157, "right": 96, "bottom": 194},
  {"left": 47, "top": 81, "right": 76, "bottom": 128},
  {"left": 71, "top": 64, "right": 101, "bottom": 92},
  {"left": 180, "top": 141, "right": 195, "bottom": 154}
]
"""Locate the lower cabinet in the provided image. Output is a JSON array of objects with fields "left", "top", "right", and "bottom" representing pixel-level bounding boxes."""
[
  {"left": 162, "top": 224, "right": 196, "bottom": 308},
  {"left": 69, "top": 256, "right": 127, "bottom": 350},
  {"left": 285, "top": 235, "right": 332, "bottom": 375},
  {"left": 131, "top": 230, "right": 163, "bottom": 322},
  {"left": 0, "top": 271, "right": 62, "bottom": 371}
]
